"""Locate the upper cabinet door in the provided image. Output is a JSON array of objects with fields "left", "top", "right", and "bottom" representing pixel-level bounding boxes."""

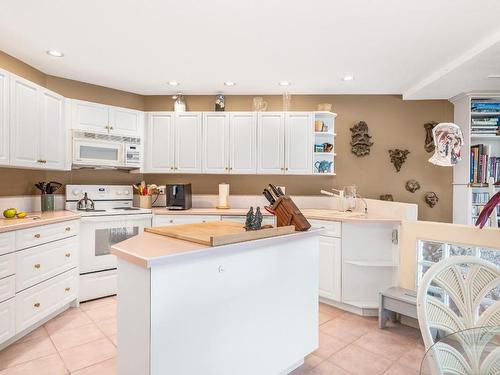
[
  {"left": 202, "top": 113, "right": 229, "bottom": 174},
  {"left": 0, "top": 69, "right": 9, "bottom": 166},
  {"left": 110, "top": 106, "right": 143, "bottom": 136},
  {"left": 145, "top": 113, "right": 175, "bottom": 173},
  {"left": 71, "top": 100, "right": 109, "bottom": 133},
  {"left": 175, "top": 112, "right": 202, "bottom": 173},
  {"left": 257, "top": 113, "right": 284, "bottom": 174},
  {"left": 230, "top": 112, "right": 256, "bottom": 174},
  {"left": 39, "top": 89, "right": 66, "bottom": 170},
  {"left": 10, "top": 75, "right": 40, "bottom": 168},
  {"left": 285, "top": 112, "right": 313, "bottom": 174}
]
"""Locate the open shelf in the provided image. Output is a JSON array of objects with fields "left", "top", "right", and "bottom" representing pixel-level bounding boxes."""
[
  {"left": 345, "top": 260, "right": 398, "bottom": 268},
  {"left": 471, "top": 134, "right": 500, "bottom": 141},
  {"left": 314, "top": 152, "right": 335, "bottom": 156},
  {"left": 471, "top": 112, "right": 500, "bottom": 116}
]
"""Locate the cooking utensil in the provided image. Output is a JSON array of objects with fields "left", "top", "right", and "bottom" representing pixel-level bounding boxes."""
[
  {"left": 276, "top": 186, "right": 285, "bottom": 196},
  {"left": 46, "top": 181, "right": 62, "bottom": 194},
  {"left": 263, "top": 189, "right": 275, "bottom": 204},
  {"left": 268, "top": 184, "right": 282, "bottom": 198}
]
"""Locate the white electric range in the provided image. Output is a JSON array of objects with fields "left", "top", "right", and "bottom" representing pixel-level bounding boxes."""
[{"left": 65, "top": 185, "right": 152, "bottom": 301}]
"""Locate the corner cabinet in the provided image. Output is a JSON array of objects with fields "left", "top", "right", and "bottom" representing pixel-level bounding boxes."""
[
  {"left": 0, "top": 69, "right": 9, "bottom": 165},
  {"left": 10, "top": 75, "right": 68, "bottom": 170}
]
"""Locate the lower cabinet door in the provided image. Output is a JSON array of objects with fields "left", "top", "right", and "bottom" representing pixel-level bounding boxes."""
[
  {"left": 0, "top": 298, "right": 15, "bottom": 344},
  {"left": 15, "top": 268, "right": 78, "bottom": 332},
  {"left": 319, "top": 236, "right": 341, "bottom": 301}
]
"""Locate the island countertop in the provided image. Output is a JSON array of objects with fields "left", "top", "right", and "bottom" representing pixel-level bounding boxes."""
[
  {"left": 0, "top": 210, "right": 80, "bottom": 233},
  {"left": 111, "top": 227, "right": 323, "bottom": 268},
  {"left": 152, "top": 207, "right": 403, "bottom": 224}
]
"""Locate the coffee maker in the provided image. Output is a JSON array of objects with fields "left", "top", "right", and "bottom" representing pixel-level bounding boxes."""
[{"left": 166, "top": 183, "right": 192, "bottom": 210}]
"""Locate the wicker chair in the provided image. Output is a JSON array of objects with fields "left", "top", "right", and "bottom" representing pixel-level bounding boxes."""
[{"left": 417, "top": 256, "right": 500, "bottom": 374}]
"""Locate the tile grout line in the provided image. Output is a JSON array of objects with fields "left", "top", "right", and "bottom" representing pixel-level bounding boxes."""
[{"left": 43, "top": 324, "right": 71, "bottom": 374}]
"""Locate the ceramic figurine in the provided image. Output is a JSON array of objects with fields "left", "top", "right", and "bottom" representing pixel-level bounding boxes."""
[
  {"left": 314, "top": 160, "right": 333, "bottom": 173},
  {"left": 424, "top": 121, "right": 438, "bottom": 153},
  {"left": 173, "top": 94, "right": 186, "bottom": 112},
  {"left": 405, "top": 179, "right": 421, "bottom": 193},
  {"left": 428, "top": 123, "right": 464, "bottom": 167},
  {"left": 215, "top": 94, "right": 225, "bottom": 111},
  {"left": 245, "top": 207, "right": 254, "bottom": 230},
  {"left": 253, "top": 207, "right": 263, "bottom": 230},
  {"left": 380, "top": 194, "right": 394, "bottom": 201},
  {"left": 388, "top": 149, "right": 410, "bottom": 172},
  {"left": 350, "top": 121, "right": 373, "bottom": 157},
  {"left": 424, "top": 192, "right": 439, "bottom": 208}
]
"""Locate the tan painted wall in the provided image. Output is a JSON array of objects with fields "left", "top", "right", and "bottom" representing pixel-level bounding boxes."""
[
  {"left": 399, "top": 220, "right": 500, "bottom": 291},
  {"left": 0, "top": 51, "right": 454, "bottom": 222}
]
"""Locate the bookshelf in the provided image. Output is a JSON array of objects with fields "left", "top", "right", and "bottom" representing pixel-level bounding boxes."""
[
  {"left": 312, "top": 112, "right": 336, "bottom": 175},
  {"left": 450, "top": 92, "right": 500, "bottom": 226}
]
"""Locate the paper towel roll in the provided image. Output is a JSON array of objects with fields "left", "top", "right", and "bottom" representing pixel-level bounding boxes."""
[{"left": 217, "top": 183, "right": 230, "bottom": 208}]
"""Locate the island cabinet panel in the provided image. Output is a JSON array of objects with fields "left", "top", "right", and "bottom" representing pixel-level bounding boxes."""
[
  {"left": 116, "top": 235, "right": 320, "bottom": 375},
  {"left": 318, "top": 236, "right": 341, "bottom": 301}
]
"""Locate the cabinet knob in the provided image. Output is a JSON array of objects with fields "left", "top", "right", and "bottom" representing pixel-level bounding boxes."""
[
  {"left": 110, "top": 126, "right": 114, "bottom": 130},
  {"left": 285, "top": 167, "right": 288, "bottom": 171},
  {"left": 171, "top": 166, "right": 174, "bottom": 170},
  {"left": 218, "top": 265, "right": 225, "bottom": 273},
  {"left": 65, "top": 253, "right": 71, "bottom": 258},
  {"left": 280, "top": 168, "right": 284, "bottom": 171},
  {"left": 34, "top": 302, "right": 41, "bottom": 308},
  {"left": 169, "top": 220, "right": 173, "bottom": 223},
  {"left": 34, "top": 233, "right": 41, "bottom": 238},
  {"left": 225, "top": 167, "right": 229, "bottom": 170},
  {"left": 34, "top": 263, "right": 41, "bottom": 269},
  {"left": 65, "top": 227, "right": 71, "bottom": 232},
  {"left": 65, "top": 287, "right": 71, "bottom": 292}
]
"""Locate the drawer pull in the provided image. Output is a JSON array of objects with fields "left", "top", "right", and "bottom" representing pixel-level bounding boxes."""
[
  {"left": 34, "top": 233, "right": 41, "bottom": 238},
  {"left": 65, "top": 287, "right": 71, "bottom": 292},
  {"left": 65, "top": 253, "right": 71, "bottom": 258},
  {"left": 65, "top": 227, "right": 71, "bottom": 232},
  {"left": 34, "top": 264, "right": 41, "bottom": 269},
  {"left": 34, "top": 302, "right": 40, "bottom": 308}
]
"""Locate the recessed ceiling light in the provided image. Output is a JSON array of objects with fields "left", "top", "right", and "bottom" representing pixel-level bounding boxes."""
[
  {"left": 342, "top": 75, "right": 354, "bottom": 81},
  {"left": 168, "top": 81, "right": 179, "bottom": 86},
  {"left": 224, "top": 81, "right": 236, "bottom": 86},
  {"left": 487, "top": 75, "right": 500, "bottom": 79},
  {"left": 46, "top": 50, "right": 64, "bottom": 57},
  {"left": 279, "top": 81, "right": 291, "bottom": 86}
]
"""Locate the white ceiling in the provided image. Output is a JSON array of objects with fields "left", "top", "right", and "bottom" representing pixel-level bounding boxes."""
[{"left": 1, "top": 0, "right": 500, "bottom": 99}]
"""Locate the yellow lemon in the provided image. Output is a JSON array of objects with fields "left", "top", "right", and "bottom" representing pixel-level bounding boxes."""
[{"left": 16, "top": 212, "right": 27, "bottom": 219}]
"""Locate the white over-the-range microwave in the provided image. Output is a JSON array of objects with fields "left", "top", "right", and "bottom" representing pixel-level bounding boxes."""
[{"left": 72, "top": 130, "right": 142, "bottom": 169}]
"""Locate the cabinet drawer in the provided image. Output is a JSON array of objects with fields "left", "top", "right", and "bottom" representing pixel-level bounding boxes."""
[
  {"left": 16, "top": 268, "right": 78, "bottom": 332},
  {"left": 153, "top": 215, "right": 220, "bottom": 226},
  {"left": 0, "top": 275, "right": 15, "bottom": 303},
  {"left": 16, "top": 237, "right": 78, "bottom": 292},
  {"left": 308, "top": 219, "right": 341, "bottom": 238},
  {"left": 16, "top": 220, "right": 79, "bottom": 250},
  {"left": 0, "top": 253, "right": 15, "bottom": 279},
  {"left": 0, "top": 232, "right": 15, "bottom": 256},
  {"left": 0, "top": 298, "right": 15, "bottom": 345}
]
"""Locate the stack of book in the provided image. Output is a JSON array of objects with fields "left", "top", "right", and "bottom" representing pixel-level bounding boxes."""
[
  {"left": 470, "top": 144, "right": 500, "bottom": 184},
  {"left": 471, "top": 117, "right": 499, "bottom": 135},
  {"left": 471, "top": 102, "right": 500, "bottom": 113}
]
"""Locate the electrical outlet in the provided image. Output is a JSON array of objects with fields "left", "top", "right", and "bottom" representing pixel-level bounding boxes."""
[{"left": 157, "top": 185, "right": 166, "bottom": 195}]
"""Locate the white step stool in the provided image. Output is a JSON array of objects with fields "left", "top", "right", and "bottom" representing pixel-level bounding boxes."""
[{"left": 379, "top": 287, "right": 417, "bottom": 328}]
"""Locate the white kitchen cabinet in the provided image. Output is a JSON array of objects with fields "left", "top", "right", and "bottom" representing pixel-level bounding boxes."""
[
  {"left": 175, "top": 112, "right": 202, "bottom": 173},
  {"left": 39, "top": 89, "right": 66, "bottom": 170},
  {"left": 0, "top": 68, "right": 9, "bottom": 165},
  {"left": 230, "top": 112, "right": 257, "bottom": 174},
  {"left": 319, "top": 236, "right": 341, "bottom": 302},
  {"left": 257, "top": 112, "right": 285, "bottom": 174},
  {"left": 153, "top": 215, "right": 220, "bottom": 226},
  {"left": 202, "top": 112, "right": 229, "bottom": 173},
  {"left": 145, "top": 113, "right": 175, "bottom": 172},
  {"left": 71, "top": 99, "right": 142, "bottom": 136},
  {"left": 0, "top": 298, "right": 15, "bottom": 344},
  {"left": 10, "top": 75, "right": 67, "bottom": 170},
  {"left": 285, "top": 112, "right": 313, "bottom": 174},
  {"left": 10, "top": 75, "right": 40, "bottom": 169}
]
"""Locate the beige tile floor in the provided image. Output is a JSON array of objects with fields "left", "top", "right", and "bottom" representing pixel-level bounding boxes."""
[{"left": 0, "top": 298, "right": 425, "bottom": 374}]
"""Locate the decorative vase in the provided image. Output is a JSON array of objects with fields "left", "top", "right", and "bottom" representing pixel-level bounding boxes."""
[
  {"left": 41, "top": 194, "right": 55, "bottom": 212},
  {"left": 139, "top": 195, "right": 152, "bottom": 209},
  {"left": 173, "top": 94, "right": 186, "bottom": 112},
  {"left": 215, "top": 94, "right": 225, "bottom": 111},
  {"left": 282, "top": 92, "right": 292, "bottom": 111}
]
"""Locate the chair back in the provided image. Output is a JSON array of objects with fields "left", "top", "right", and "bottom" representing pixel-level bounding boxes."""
[{"left": 417, "top": 256, "right": 500, "bottom": 374}]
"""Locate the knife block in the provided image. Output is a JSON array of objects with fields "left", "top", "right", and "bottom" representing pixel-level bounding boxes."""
[{"left": 271, "top": 196, "right": 311, "bottom": 231}]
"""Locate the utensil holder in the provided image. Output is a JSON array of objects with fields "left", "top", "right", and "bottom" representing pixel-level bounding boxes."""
[
  {"left": 271, "top": 196, "right": 311, "bottom": 231},
  {"left": 41, "top": 194, "right": 55, "bottom": 212},
  {"left": 139, "top": 195, "right": 152, "bottom": 209}
]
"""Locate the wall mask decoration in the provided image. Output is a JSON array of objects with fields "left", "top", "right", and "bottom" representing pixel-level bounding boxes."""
[
  {"left": 350, "top": 121, "right": 374, "bottom": 157},
  {"left": 380, "top": 194, "right": 394, "bottom": 201},
  {"left": 424, "top": 121, "right": 438, "bottom": 153},
  {"left": 405, "top": 179, "right": 421, "bottom": 193},
  {"left": 424, "top": 192, "right": 439, "bottom": 208},
  {"left": 388, "top": 149, "right": 410, "bottom": 172},
  {"left": 215, "top": 94, "right": 225, "bottom": 111},
  {"left": 428, "top": 123, "right": 464, "bottom": 167}
]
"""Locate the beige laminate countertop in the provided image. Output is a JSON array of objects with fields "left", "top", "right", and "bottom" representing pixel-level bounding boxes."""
[
  {"left": 0, "top": 211, "right": 80, "bottom": 233},
  {"left": 152, "top": 207, "right": 402, "bottom": 223}
]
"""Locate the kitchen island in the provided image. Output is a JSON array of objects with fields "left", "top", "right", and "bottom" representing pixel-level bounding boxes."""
[{"left": 111, "top": 224, "right": 322, "bottom": 375}]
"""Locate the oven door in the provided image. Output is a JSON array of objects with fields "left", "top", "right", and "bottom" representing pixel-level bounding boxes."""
[
  {"left": 79, "top": 214, "right": 152, "bottom": 273},
  {"left": 73, "top": 139, "right": 125, "bottom": 167}
]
